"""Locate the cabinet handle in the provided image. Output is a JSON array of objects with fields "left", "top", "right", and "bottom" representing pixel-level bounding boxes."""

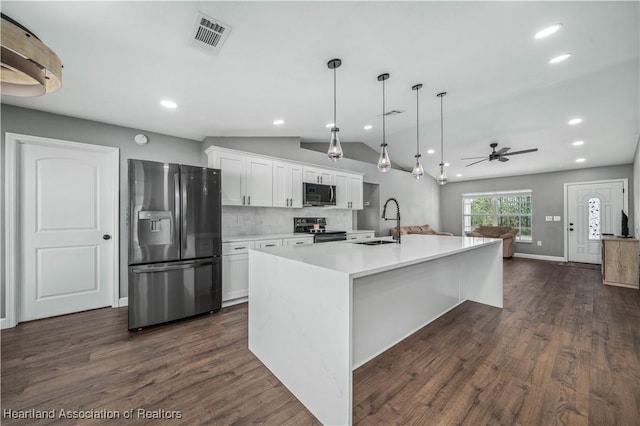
[
  {"left": 234, "top": 246, "right": 246, "bottom": 250},
  {"left": 288, "top": 198, "right": 291, "bottom": 206},
  {"left": 265, "top": 244, "right": 276, "bottom": 247},
  {"left": 248, "top": 195, "right": 251, "bottom": 205},
  {"left": 317, "top": 176, "right": 320, "bottom": 183},
  {"left": 296, "top": 241, "right": 304, "bottom": 245},
  {"left": 320, "top": 176, "right": 323, "bottom": 183},
  {"left": 242, "top": 195, "right": 246, "bottom": 205}
]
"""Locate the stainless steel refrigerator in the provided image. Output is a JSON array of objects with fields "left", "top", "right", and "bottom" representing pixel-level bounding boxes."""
[{"left": 128, "top": 159, "right": 222, "bottom": 330}]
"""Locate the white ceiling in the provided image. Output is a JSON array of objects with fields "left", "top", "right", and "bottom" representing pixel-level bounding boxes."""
[{"left": 2, "top": 1, "right": 639, "bottom": 181}]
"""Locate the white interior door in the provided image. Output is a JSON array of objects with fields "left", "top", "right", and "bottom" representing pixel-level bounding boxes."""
[
  {"left": 18, "top": 137, "right": 117, "bottom": 322},
  {"left": 567, "top": 181, "right": 625, "bottom": 264}
]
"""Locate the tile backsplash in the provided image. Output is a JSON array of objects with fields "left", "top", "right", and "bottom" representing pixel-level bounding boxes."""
[{"left": 223, "top": 206, "right": 353, "bottom": 237}]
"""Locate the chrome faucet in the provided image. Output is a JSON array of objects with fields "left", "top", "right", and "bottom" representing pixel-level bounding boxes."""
[{"left": 382, "top": 198, "right": 401, "bottom": 244}]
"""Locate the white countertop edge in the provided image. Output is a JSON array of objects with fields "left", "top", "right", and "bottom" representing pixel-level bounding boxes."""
[
  {"left": 224, "top": 230, "right": 376, "bottom": 243},
  {"left": 348, "top": 238, "right": 501, "bottom": 279},
  {"left": 251, "top": 236, "right": 502, "bottom": 278}
]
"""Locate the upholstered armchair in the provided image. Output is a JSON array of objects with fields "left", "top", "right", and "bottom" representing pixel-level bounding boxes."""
[
  {"left": 390, "top": 224, "right": 454, "bottom": 238},
  {"left": 466, "top": 226, "right": 518, "bottom": 258}
]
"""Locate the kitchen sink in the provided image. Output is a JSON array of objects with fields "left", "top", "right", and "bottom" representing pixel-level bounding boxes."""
[{"left": 353, "top": 240, "right": 397, "bottom": 245}]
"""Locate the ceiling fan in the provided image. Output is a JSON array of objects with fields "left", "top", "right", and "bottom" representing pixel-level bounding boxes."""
[{"left": 462, "top": 142, "right": 539, "bottom": 167}]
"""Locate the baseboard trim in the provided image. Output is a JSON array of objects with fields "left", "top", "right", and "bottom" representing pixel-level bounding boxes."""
[
  {"left": 513, "top": 253, "right": 566, "bottom": 262},
  {"left": 118, "top": 297, "right": 128, "bottom": 307},
  {"left": 0, "top": 318, "right": 9, "bottom": 329}
]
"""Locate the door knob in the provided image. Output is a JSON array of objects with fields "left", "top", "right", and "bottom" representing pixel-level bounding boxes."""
[
  {"left": 569, "top": 228, "right": 574, "bottom": 231},
  {"left": 103, "top": 234, "right": 111, "bottom": 240},
  {"left": 569, "top": 222, "right": 574, "bottom": 226}
]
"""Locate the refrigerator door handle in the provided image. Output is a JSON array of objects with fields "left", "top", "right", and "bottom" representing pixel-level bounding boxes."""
[
  {"left": 181, "top": 169, "right": 188, "bottom": 256},
  {"left": 131, "top": 259, "right": 215, "bottom": 274}
]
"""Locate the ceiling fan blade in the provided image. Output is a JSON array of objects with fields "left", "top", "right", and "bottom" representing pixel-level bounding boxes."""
[
  {"left": 496, "top": 147, "right": 510, "bottom": 155},
  {"left": 502, "top": 148, "right": 539, "bottom": 156},
  {"left": 498, "top": 156, "right": 509, "bottom": 162},
  {"left": 460, "top": 156, "right": 488, "bottom": 160},
  {"left": 466, "top": 158, "right": 488, "bottom": 167}
]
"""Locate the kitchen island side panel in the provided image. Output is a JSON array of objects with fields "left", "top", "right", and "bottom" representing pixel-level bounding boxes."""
[
  {"left": 248, "top": 250, "right": 353, "bottom": 425},
  {"left": 462, "top": 242, "right": 503, "bottom": 308},
  {"left": 352, "top": 254, "right": 464, "bottom": 369}
]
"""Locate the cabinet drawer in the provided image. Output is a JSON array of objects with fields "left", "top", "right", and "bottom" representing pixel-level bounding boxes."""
[
  {"left": 285, "top": 237, "right": 314, "bottom": 246},
  {"left": 257, "top": 239, "right": 283, "bottom": 249},
  {"left": 222, "top": 241, "right": 255, "bottom": 255}
]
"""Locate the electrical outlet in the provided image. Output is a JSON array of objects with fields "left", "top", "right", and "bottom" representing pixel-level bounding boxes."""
[
  {"left": 537, "top": 241, "right": 542, "bottom": 246},
  {"left": 545, "top": 216, "right": 552, "bottom": 221},
  {"left": 553, "top": 216, "right": 561, "bottom": 221}
]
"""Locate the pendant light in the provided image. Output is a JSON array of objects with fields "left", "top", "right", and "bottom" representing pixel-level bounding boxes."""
[
  {"left": 411, "top": 83, "right": 425, "bottom": 179},
  {"left": 327, "top": 58, "right": 343, "bottom": 162},
  {"left": 436, "top": 92, "right": 448, "bottom": 185},
  {"left": 377, "top": 73, "right": 391, "bottom": 172}
]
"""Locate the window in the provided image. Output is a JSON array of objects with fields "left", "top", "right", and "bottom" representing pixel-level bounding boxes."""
[
  {"left": 588, "top": 197, "right": 601, "bottom": 240},
  {"left": 462, "top": 190, "right": 532, "bottom": 242}
]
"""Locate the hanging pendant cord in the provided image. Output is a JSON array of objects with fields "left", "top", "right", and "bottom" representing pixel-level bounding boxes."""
[
  {"left": 416, "top": 88, "right": 420, "bottom": 155},
  {"left": 333, "top": 67, "right": 337, "bottom": 127},
  {"left": 440, "top": 94, "right": 444, "bottom": 167},
  {"left": 382, "top": 79, "right": 386, "bottom": 144}
]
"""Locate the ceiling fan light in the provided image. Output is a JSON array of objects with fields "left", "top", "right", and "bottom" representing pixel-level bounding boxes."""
[{"left": 327, "top": 128, "right": 343, "bottom": 162}]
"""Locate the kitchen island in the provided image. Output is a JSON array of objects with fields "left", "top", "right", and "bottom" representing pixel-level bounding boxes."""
[{"left": 248, "top": 234, "right": 503, "bottom": 425}]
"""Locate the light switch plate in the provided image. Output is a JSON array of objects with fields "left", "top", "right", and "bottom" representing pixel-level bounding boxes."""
[
  {"left": 545, "top": 216, "right": 553, "bottom": 221},
  {"left": 553, "top": 216, "right": 561, "bottom": 221}
]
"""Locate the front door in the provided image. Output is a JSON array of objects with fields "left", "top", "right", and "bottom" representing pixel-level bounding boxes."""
[
  {"left": 17, "top": 135, "right": 117, "bottom": 322},
  {"left": 567, "top": 180, "right": 626, "bottom": 264}
]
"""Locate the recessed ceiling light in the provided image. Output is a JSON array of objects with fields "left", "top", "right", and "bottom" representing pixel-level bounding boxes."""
[
  {"left": 427, "top": 149, "right": 435, "bottom": 154},
  {"left": 568, "top": 118, "right": 583, "bottom": 125},
  {"left": 273, "top": 119, "right": 285, "bottom": 125},
  {"left": 444, "top": 162, "right": 450, "bottom": 167},
  {"left": 549, "top": 53, "right": 572, "bottom": 64},
  {"left": 160, "top": 100, "right": 177, "bottom": 109},
  {"left": 576, "top": 158, "right": 586, "bottom": 163},
  {"left": 326, "top": 123, "right": 335, "bottom": 128},
  {"left": 572, "top": 140, "right": 584, "bottom": 146},
  {"left": 534, "top": 24, "right": 562, "bottom": 39},
  {"left": 364, "top": 125, "right": 373, "bottom": 130},
  {"left": 456, "top": 173, "right": 462, "bottom": 177}
]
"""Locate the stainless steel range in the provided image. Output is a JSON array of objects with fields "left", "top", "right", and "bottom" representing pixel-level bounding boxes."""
[{"left": 294, "top": 217, "right": 347, "bottom": 243}]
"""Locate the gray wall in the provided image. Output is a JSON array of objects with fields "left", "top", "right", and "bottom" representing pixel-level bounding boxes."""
[
  {"left": 1, "top": 105, "right": 204, "bottom": 315},
  {"left": 440, "top": 164, "right": 634, "bottom": 257},
  {"left": 202, "top": 137, "right": 441, "bottom": 237}
]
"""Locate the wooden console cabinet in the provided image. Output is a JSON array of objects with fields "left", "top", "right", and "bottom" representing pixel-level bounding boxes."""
[{"left": 601, "top": 236, "right": 639, "bottom": 289}]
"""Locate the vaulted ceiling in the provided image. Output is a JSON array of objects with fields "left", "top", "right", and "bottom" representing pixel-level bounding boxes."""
[{"left": 2, "top": 1, "right": 638, "bottom": 181}]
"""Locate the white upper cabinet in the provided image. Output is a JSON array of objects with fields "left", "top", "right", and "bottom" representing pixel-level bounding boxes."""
[
  {"left": 207, "top": 148, "right": 272, "bottom": 206},
  {"left": 334, "top": 172, "right": 363, "bottom": 210},
  {"left": 303, "top": 166, "right": 334, "bottom": 185},
  {"left": 206, "top": 146, "right": 361, "bottom": 209},
  {"left": 273, "top": 161, "right": 303, "bottom": 208}
]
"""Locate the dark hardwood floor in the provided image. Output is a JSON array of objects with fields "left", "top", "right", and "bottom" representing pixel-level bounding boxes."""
[{"left": 2, "top": 258, "right": 639, "bottom": 425}]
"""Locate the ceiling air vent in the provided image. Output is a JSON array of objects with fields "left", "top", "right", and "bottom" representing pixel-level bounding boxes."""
[{"left": 190, "top": 12, "right": 232, "bottom": 55}]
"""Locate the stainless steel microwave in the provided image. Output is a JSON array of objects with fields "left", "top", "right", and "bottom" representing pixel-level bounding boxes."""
[{"left": 303, "top": 183, "right": 336, "bottom": 207}]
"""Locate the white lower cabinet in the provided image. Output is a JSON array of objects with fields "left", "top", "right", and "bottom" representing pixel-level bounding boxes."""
[
  {"left": 222, "top": 241, "right": 254, "bottom": 306},
  {"left": 285, "top": 236, "right": 314, "bottom": 246},
  {"left": 222, "top": 236, "right": 312, "bottom": 306},
  {"left": 346, "top": 231, "right": 375, "bottom": 241}
]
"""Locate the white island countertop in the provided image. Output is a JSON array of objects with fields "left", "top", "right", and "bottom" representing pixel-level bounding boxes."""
[{"left": 253, "top": 234, "right": 501, "bottom": 279}]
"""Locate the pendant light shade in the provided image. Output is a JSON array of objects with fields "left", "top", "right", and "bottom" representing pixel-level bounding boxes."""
[
  {"left": 436, "top": 92, "right": 448, "bottom": 186},
  {"left": 327, "top": 58, "right": 343, "bottom": 162},
  {"left": 377, "top": 73, "right": 391, "bottom": 173},
  {"left": 411, "top": 83, "right": 425, "bottom": 179}
]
